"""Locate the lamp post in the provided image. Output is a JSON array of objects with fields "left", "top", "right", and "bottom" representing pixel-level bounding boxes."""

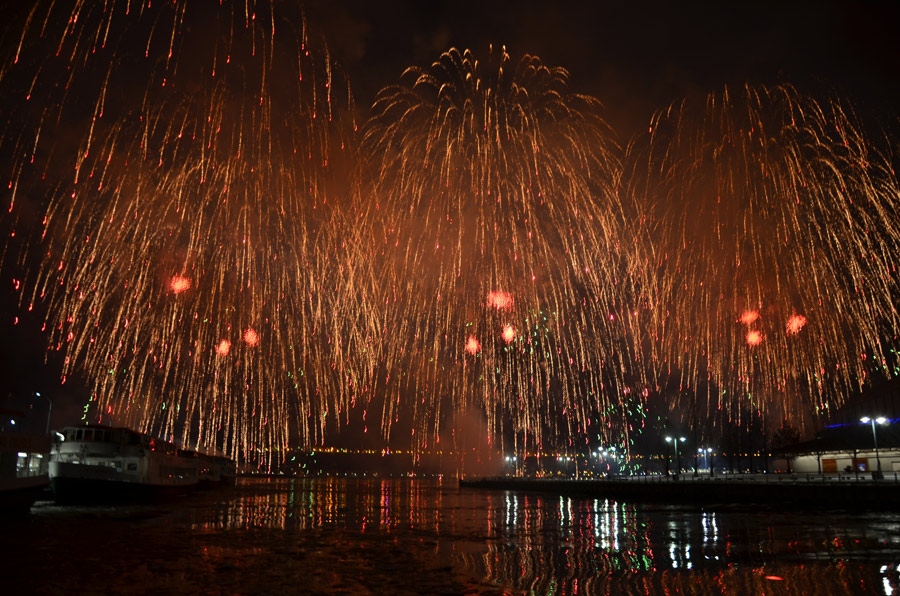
[
  {"left": 861, "top": 417, "right": 887, "bottom": 480},
  {"left": 665, "top": 436, "right": 686, "bottom": 479},
  {"left": 36, "top": 391, "right": 51, "bottom": 435},
  {"left": 698, "top": 447, "right": 713, "bottom": 474}
]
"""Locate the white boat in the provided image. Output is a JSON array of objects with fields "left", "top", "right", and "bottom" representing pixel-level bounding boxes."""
[
  {"left": 49, "top": 425, "right": 207, "bottom": 503},
  {"left": 0, "top": 409, "right": 50, "bottom": 512}
]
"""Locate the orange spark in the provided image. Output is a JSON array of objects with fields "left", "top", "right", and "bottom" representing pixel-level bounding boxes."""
[
  {"left": 501, "top": 325, "right": 516, "bottom": 343},
  {"left": 243, "top": 327, "right": 259, "bottom": 346},
  {"left": 487, "top": 290, "right": 513, "bottom": 310},
  {"left": 216, "top": 339, "right": 231, "bottom": 356},
  {"left": 786, "top": 314, "right": 807, "bottom": 335},
  {"left": 746, "top": 330, "right": 762, "bottom": 346},
  {"left": 170, "top": 275, "right": 191, "bottom": 293},
  {"left": 739, "top": 310, "right": 759, "bottom": 326},
  {"left": 465, "top": 336, "right": 480, "bottom": 355}
]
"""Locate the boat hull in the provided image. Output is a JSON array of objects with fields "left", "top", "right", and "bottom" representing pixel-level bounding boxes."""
[{"left": 50, "top": 474, "right": 195, "bottom": 504}]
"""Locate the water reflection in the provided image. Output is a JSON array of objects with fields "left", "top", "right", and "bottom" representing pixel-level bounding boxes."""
[
  {"left": 189, "top": 477, "right": 448, "bottom": 533},
  {"left": 16, "top": 478, "right": 900, "bottom": 595},
  {"left": 182, "top": 478, "right": 900, "bottom": 594}
]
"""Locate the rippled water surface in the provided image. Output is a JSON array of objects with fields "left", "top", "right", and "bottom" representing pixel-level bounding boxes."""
[{"left": 7, "top": 477, "right": 900, "bottom": 595}]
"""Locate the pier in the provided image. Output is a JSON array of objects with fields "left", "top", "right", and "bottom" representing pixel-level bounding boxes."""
[{"left": 460, "top": 473, "right": 900, "bottom": 508}]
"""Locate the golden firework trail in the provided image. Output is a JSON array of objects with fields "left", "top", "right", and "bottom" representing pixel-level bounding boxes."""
[
  {"left": 358, "top": 47, "right": 647, "bottom": 455},
  {"left": 1, "top": 1, "right": 371, "bottom": 465},
  {"left": 3, "top": 3, "right": 900, "bottom": 461},
  {"left": 625, "top": 84, "right": 900, "bottom": 427}
]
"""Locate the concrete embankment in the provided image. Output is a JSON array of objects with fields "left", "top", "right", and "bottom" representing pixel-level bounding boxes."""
[{"left": 459, "top": 476, "right": 900, "bottom": 508}]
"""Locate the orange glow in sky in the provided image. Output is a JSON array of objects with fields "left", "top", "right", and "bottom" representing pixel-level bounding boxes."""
[
  {"left": 786, "top": 313, "right": 807, "bottom": 334},
  {"left": 170, "top": 275, "right": 191, "bottom": 293},
  {"left": 216, "top": 339, "right": 231, "bottom": 356},
  {"left": 746, "top": 330, "right": 762, "bottom": 346},
  {"left": 740, "top": 310, "right": 759, "bottom": 326},
  {"left": 487, "top": 290, "right": 513, "bottom": 310}
]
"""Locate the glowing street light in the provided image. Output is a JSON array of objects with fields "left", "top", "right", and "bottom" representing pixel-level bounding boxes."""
[
  {"left": 665, "top": 436, "right": 686, "bottom": 478},
  {"left": 697, "top": 447, "right": 713, "bottom": 475},
  {"left": 36, "top": 391, "right": 51, "bottom": 435},
  {"left": 861, "top": 417, "right": 888, "bottom": 479}
]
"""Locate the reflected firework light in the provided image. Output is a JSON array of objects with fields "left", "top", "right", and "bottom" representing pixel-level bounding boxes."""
[
  {"left": 2, "top": 1, "right": 367, "bottom": 465},
  {"left": 625, "top": 83, "right": 900, "bottom": 421},
  {"left": 360, "top": 46, "right": 645, "bottom": 451}
]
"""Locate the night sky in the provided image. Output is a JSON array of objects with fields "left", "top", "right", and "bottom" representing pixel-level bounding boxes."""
[
  {"left": 303, "top": 0, "right": 900, "bottom": 134},
  {"left": 2, "top": 0, "right": 900, "bottom": 444}
]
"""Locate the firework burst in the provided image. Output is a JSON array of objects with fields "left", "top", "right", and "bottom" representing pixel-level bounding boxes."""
[
  {"left": 359, "top": 47, "right": 646, "bottom": 452},
  {"left": 625, "top": 84, "right": 900, "bottom": 423},
  {"left": 1, "top": 1, "right": 369, "bottom": 464}
]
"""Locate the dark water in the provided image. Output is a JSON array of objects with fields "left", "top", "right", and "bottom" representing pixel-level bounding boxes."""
[{"left": 7, "top": 477, "right": 900, "bottom": 595}]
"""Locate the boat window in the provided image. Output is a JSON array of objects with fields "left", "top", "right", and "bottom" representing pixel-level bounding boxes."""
[
  {"left": 127, "top": 462, "right": 138, "bottom": 472},
  {"left": 28, "top": 453, "right": 44, "bottom": 476},
  {"left": 75, "top": 429, "right": 83, "bottom": 441}
]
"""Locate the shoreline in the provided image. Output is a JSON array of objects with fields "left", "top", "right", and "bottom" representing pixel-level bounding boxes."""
[{"left": 459, "top": 474, "right": 900, "bottom": 508}]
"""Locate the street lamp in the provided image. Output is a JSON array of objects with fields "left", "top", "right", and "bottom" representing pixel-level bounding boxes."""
[
  {"left": 698, "top": 447, "right": 713, "bottom": 474},
  {"left": 861, "top": 417, "right": 888, "bottom": 480},
  {"left": 665, "top": 436, "right": 686, "bottom": 478},
  {"left": 36, "top": 392, "right": 51, "bottom": 435}
]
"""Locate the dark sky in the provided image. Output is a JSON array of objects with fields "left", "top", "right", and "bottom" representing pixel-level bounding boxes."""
[{"left": 305, "top": 0, "right": 900, "bottom": 136}]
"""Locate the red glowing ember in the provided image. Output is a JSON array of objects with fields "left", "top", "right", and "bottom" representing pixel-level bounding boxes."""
[
  {"left": 746, "top": 330, "right": 763, "bottom": 346},
  {"left": 465, "top": 336, "right": 481, "bottom": 355},
  {"left": 487, "top": 290, "right": 513, "bottom": 310},
  {"left": 502, "top": 325, "right": 516, "bottom": 343},
  {"left": 170, "top": 275, "right": 191, "bottom": 293},
  {"left": 786, "top": 313, "right": 807, "bottom": 335},
  {"left": 243, "top": 327, "right": 259, "bottom": 346},
  {"left": 739, "top": 310, "right": 759, "bottom": 326},
  {"left": 216, "top": 339, "right": 231, "bottom": 356}
]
